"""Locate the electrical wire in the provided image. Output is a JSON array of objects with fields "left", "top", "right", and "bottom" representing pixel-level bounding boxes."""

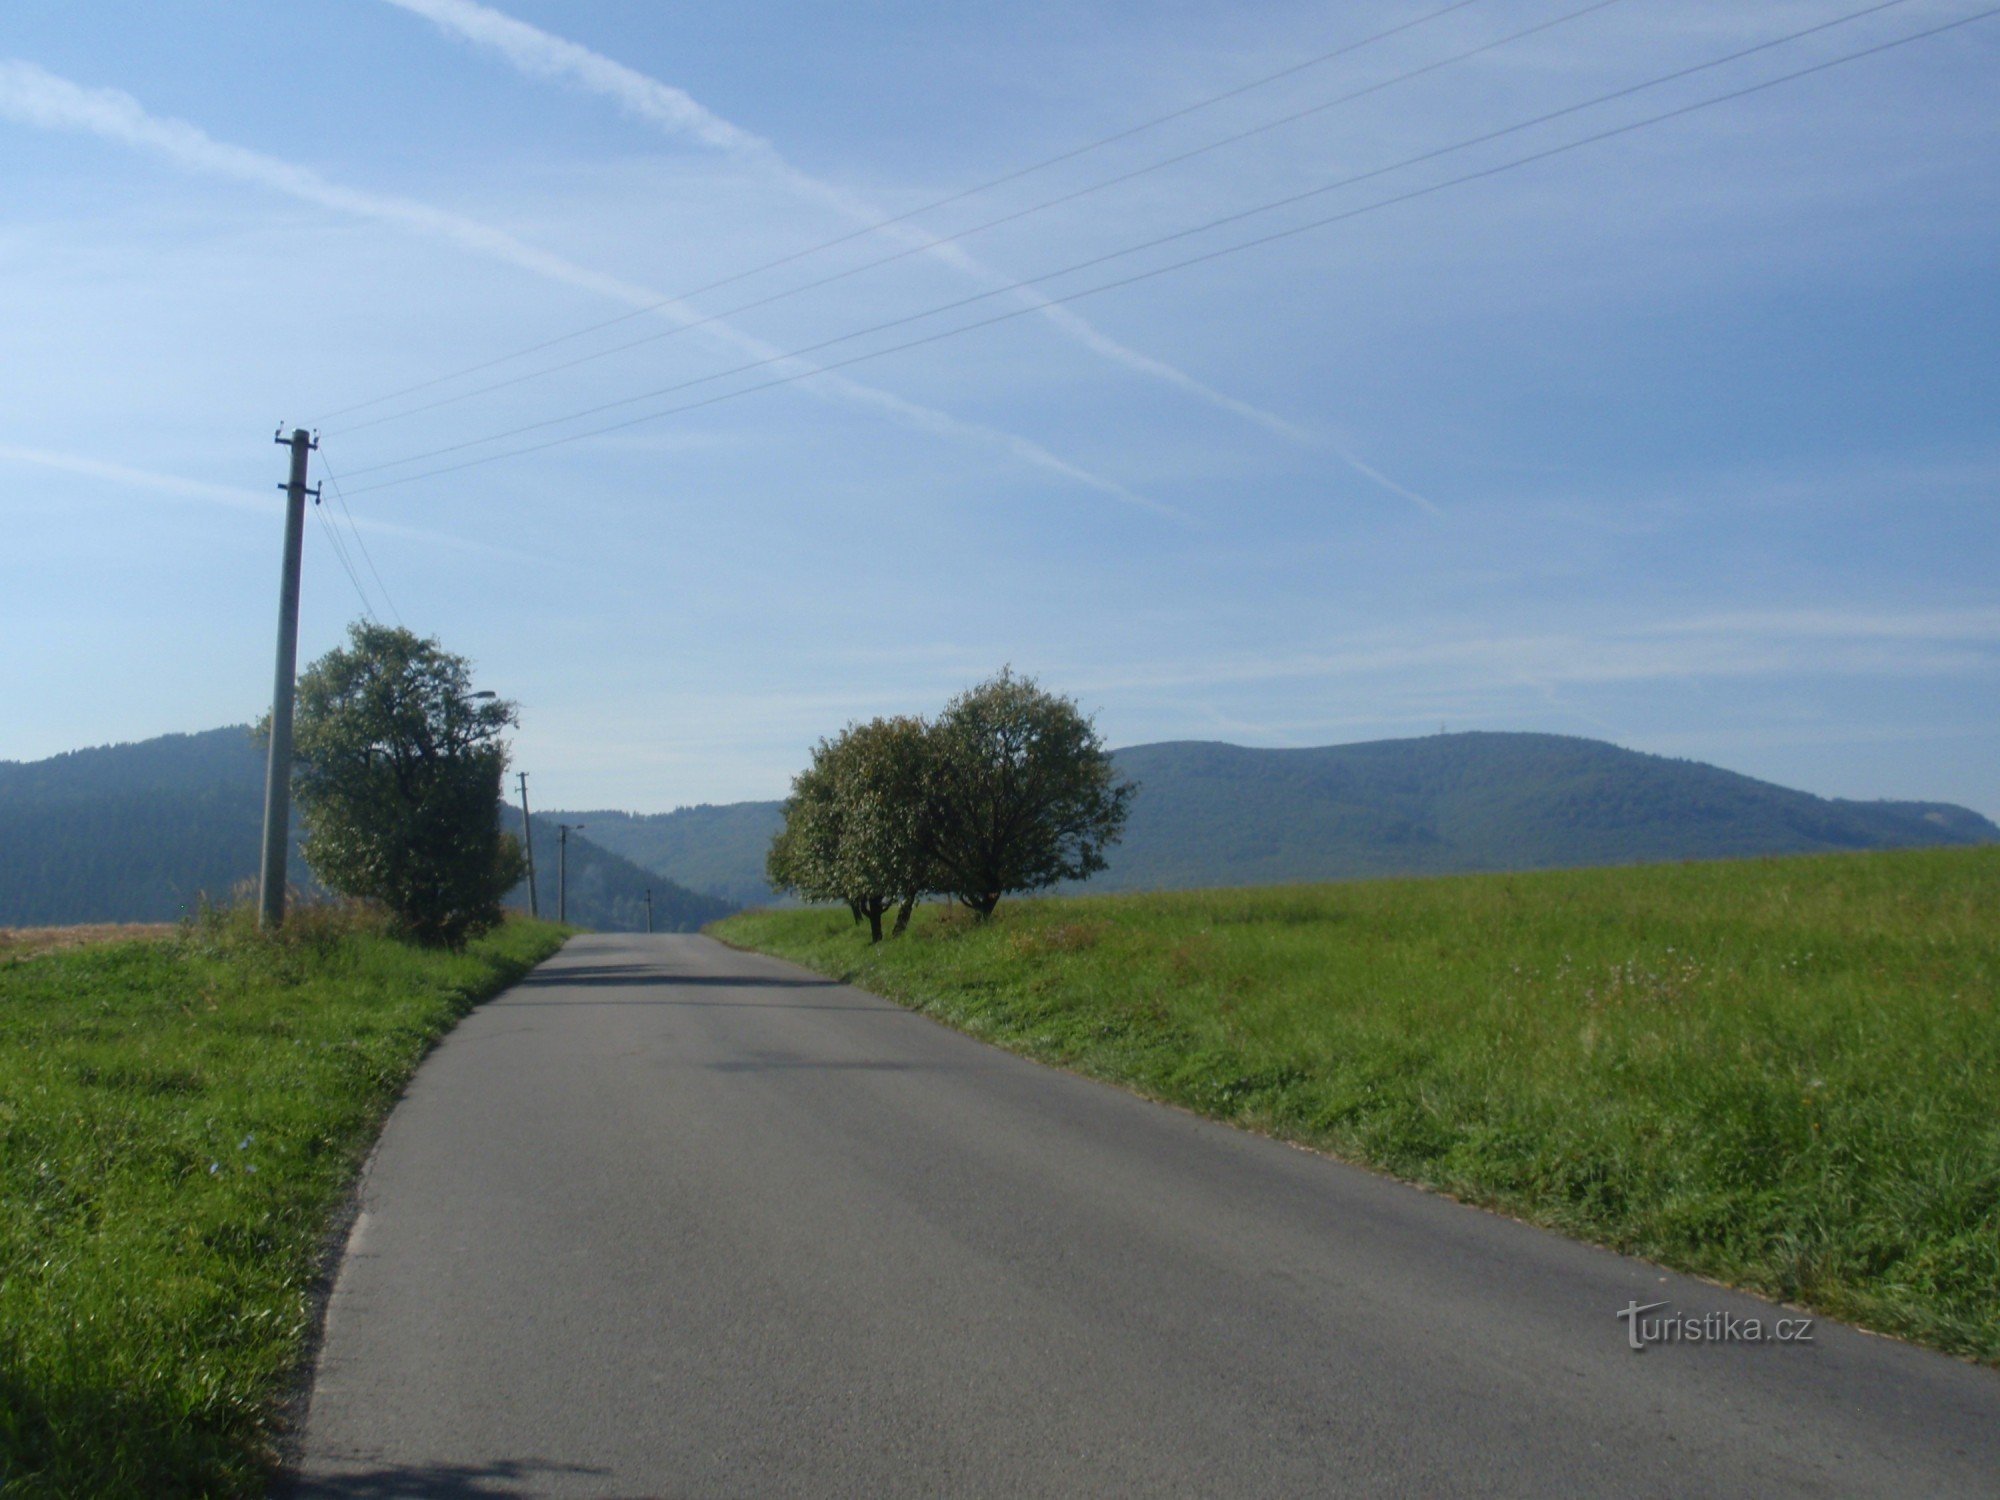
[
  {"left": 319, "top": 453, "right": 405, "bottom": 627},
  {"left": 313, "top": 0, "right": 1495, "bottom": 423},
  {"left": 328, "top": 0, "right": 1631, "bottom": 438},
  {"left": 338, "top": 0, "right": 1952, "bottom": 489},
  {"left": 336, "top": 6, "right": 1994, "bottom": 498},
  {"left": 313, "top": 500, "right": 380, "bottom": 621}
]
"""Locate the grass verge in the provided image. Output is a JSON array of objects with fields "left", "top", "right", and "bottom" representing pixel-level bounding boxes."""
[
  {"left": 714, "top": 846, "right": 1999, "bottom": 1363},
  {"left": 0, "top": 904, "right": 569, "bottom": 1498}
]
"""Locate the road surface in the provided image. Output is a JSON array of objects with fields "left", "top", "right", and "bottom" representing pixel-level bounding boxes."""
[{"left": 294, "top": 933, "right": 1999, "bottom": 1497}]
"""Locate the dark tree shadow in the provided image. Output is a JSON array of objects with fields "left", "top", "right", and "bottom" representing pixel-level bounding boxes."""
[
  {"left": 511, "top": 965, "right": 836, "bottom": 991},
  {"left": 703, "top": 1057, "right": 925, "bottom": 1073},
  {"left": 284, "top": 1454, "right": 615, "bottom": 1498}
]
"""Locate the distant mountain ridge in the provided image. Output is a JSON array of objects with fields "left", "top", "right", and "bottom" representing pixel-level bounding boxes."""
[
  {"left": 556, "top": 732, "right": 1997, "bottom": 905},
  {"left": 4, "top": 727, "right": 1991, "bottom": 927},
  {"left": 558, "top": 803, "right": 786, "bottom": 910},
  {"left": 1093, "top": 734, "right": 1997, "bottom": 892},
  {"left": 0, "top": 727, "right": 721, "bottom": 931}
]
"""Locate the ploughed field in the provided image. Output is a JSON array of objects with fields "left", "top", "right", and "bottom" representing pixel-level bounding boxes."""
[
  {"left": 715, "top": 845, "right": 2000, "bottom": 1363},
  {"left": 0, "top": 924, "right": 178, "bottom": 962}
]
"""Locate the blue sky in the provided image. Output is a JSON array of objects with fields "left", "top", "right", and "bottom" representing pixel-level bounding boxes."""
[{"left": 2, "top": 0, "right": 1994, "bottom": 815}]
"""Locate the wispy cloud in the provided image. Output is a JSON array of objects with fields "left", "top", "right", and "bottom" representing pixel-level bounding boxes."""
[
  {"left": 0, "top": 58, "right": 1163, "bottom": 515},
  {"left": 375, "top": 0, "right": 1392, "bottom": 469},
  {"left": 0, "top": 443, "right": 268, "bottom": 514},
  {"left": 1661, "top": 606, "right": 2000, "bottom": 641},
  {"left": 0, "top": 441, "right": 543, "bottom": 559},
  {"left": 1063, "top": 605, "right": 2000, "bottom": 697}
]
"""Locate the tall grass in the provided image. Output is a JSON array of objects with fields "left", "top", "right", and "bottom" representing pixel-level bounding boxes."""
[
  {"left": 0, "top": 901, "right": 568, "bottom": 1498},
  {"left": 715, "top": 846, "right": 2000, "bottom": 1362}
]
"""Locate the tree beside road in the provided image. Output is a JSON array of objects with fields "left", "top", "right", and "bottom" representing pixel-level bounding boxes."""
[
  {"left": 768, "top": 670, "right": 1133, "bottom": 933},
  {"left": 284, "top": 623, "right": 524, "bottom": 947}
]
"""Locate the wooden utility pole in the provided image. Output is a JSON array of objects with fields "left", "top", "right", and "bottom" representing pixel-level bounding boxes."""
[
  {"left": 516, "top": 770, "right": 539, "bottom": 918},
  {"left": 644, "top": 887, "right": 654, "bottom": 934},
  {"left": 259, "top": 426, "right": 318, "bottom": 929},
  {"left": 557, "top": 822, "right": 583, "bottom": 924}
]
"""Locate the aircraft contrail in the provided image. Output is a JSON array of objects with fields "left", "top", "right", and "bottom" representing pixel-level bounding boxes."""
[
  {"left": 380, "top": 0, "right": 1315, "bottom": 439},
  {"left": 0, "top": 58, "right": 1170, "bottom": 517},
  {"left": 0, "top": 442, "right": 535, "bottom": 559}
]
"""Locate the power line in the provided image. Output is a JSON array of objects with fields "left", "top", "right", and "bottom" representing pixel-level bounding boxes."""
[
  {"left": 339, "top": 6, "right": 1992, "bottom": 499},
  {"left": 319, "top": 452, "right": 405, "bottom": 627},
  {"left": 329, "top": 0, "right": 1629, "bottom": 438},
  {"left": 313, "top": 498, "right": 380, "bottom": 621},
  {"left": 339, "top": 0, "right": 1951, "bottom": 490},
  {"left": 313, "top": 0, "right": 1495, "bottom": 424}
]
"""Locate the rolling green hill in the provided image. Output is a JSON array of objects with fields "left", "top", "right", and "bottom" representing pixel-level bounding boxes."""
[
  {"left": 559, "top": 803, "right": 786, "bottom": 908},
  {"left": 0, "top": 728, "right": 723, "bottom": 931},
  {"left": 1094, "top": 732, "right": 1997, "bottom": 891},
  {"left": 0, "top": 728, "right": 283, "bottom": 924},
  {"left": 559, "top": 731, "right": 1995, "bottom": 903},
  {"left": 504, "top": 805, "right": 730, "bottom": 932},
  {"left": 7, "top": 726, "right": 1989, "bottom": 926}
]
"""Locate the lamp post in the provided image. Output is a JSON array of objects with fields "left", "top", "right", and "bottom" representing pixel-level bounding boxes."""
[{"left": 556, "top": 823, "right": 585, "bottom": 924}]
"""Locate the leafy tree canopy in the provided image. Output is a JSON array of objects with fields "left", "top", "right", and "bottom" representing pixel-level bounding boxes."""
[
  {"left": 283, "top": 623, "right": 523, "bottom": 946},
  {"left": 767, "top": 670, "right": 1134, "bottom": 931},
  {"left": 767, "top": 719, "right": 935, "bottom": 940},
  {"left": 925, "top": 669, "right": 1134, "bottom": 916}
]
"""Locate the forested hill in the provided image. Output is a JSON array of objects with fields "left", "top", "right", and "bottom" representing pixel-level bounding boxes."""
[
  {"left": 561, "top": 803, "right": 786, "bottom": 910},
  {"left": 6, "top": 726, "right": 1991, "bottom": 925},
  {"left": 503, "top": 806, "right": 731, "bottom": 933},
  {"left": 1092, "top": 733, "right": 1998, "bottom": 892},
  {"left": 0, "top": 727, "right": 724, "bottom": 931},
  {"left": 557, "top": 731, "right": 1997, "bottom": 903},
  {"left": 0, "top": 727, "right": 278, "bottom": 924}
]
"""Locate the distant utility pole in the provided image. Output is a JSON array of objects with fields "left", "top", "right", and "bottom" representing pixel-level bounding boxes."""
[
  {"left": 644, "top": 887, "right": 654, "bottom": 934},
  {"left": 557, "top": 822, "right": 584, "bottom": 924},
  {"left": 516, "top": 770, "right": 539, "bottom": 918},
  {"left": 258, "top": 426, "right": 319, "bottom": 930}
]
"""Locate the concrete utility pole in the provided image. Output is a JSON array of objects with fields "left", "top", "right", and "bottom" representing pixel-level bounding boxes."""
[
  {"left": 258, "top": 426, "right": 319, "bottom": 929},
  {"left": 516, "top": 770, "right": 539, "bottom": 918},
  {"left": 557, "top": 823, "right": 584, "bottom": 924},
  {"left": 644, "top": 887, "right": 654, "bottom": 934}
]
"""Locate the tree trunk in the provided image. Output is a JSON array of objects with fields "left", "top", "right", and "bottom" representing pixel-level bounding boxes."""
[
  {"left": 848, "top": 900, "right": 863, "bottom": 926},
  {"left": 892, "top": 894, "right": 917, "bottom": 936},
  {"left": 867, "top": 903, "right": 885, "bottom": 942}
]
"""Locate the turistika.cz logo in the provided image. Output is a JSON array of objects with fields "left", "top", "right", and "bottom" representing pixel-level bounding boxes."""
[{"left": 1616, "top": 1300, "right": 1814, "bottom": 1351}]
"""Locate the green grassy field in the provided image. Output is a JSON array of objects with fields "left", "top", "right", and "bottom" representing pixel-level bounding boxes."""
[
  {"left": 714, "top": 846, "right": 1999, "bottom": 1363},
  {"left": 0, "top": 905, "right": 569, "bottom": 1498}
]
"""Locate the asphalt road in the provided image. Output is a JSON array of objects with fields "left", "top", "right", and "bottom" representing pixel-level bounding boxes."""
[{"left": 294, "top": 933, "right": 2000, "bottom": 1498}]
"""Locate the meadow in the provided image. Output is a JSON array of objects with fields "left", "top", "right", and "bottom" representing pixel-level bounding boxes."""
[
  {"left": 0, "top": 904, "right": 568, "bottom": 1498},
  {"left": 715, "top": 846, "right": 2000, "bottom": 1362}
]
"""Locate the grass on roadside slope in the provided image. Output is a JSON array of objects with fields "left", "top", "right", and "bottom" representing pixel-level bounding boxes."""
[
  {"left": 0, "top": 906, "right": 568, "bottom": 1499},
  {"left": 715, "top": 846, "right": 2000, "bottom": 1363}
]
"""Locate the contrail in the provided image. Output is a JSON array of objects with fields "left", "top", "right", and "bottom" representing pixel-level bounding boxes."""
[
  {"left": 377, "top": 0, "right": 1323, "bottom": 447},
  {"left": 0, "top": 441, "right": 534, "bottom": 558},
  {"left": 1330, "top": 445, "right": 1442, "bottom": 517},
  {"left": 0, "top": 59, "right": 1166, "bottom": 517}
]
